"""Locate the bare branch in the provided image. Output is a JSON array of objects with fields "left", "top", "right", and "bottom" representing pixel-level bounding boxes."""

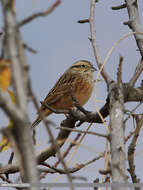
[
  {"left": 117, "top": 56, "right": 123, "bottom": 85},
  {"left": 40, "top": 152, "right": 104, "bottom": 174},
  {"left": 43, "top": 120, "right": 74, "bottom": 190},
  {"left": 1, "top": 84, "right": 143, "bottom": 175},
  {"left": 77, "top": 19, "right": 89, "bottom": 24},
  {"left": 128, "top": 115, "right": 143, "bottom": 190},
  {"left": 111, "top": 4, "right": 127, "bottom": 10},
  {"left": 57, "top": 126, "right": 109, "bottom": 139},
  {"left": 0, "top": 175, "right": 11, "bottom": 183},
  {"left": 18, "top": 0, "right": 61, "bottom": 27},
  {"left": 2, "top": 1, "right": 27, "bottom": 111},
  {"left": 124, "top": 102, "right": 143, "bottom": 124},
  {"left": 125, "top": 0, "right": 143, "bottom": 57},
  {"left": 109, "top": 82, "right": 126, "bottom": 190},
  {"left": 54, "top": 133, "right": 81, "bottom": 168},
  {"left": 23, "top": 43, "right": 37, "bottom": 54},
  {"left": 129, "top": 59, "right": 143, "bottom": 87},
  {"left": 89, "top": 0, "right": 111, "bottom": 84},
  {"left": 1, "top": 0, "right": 39, "bottom": 187},
  {"left": 0, "top": 33, "right": 6, "bottom": 59},
  {"left": 0, "top": 88, "right": 25, "bottom": 122}
]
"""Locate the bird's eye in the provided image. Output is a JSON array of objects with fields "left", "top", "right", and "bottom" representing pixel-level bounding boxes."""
[{"left": 82, "top": 64, "right": 86, "bottom": 68}]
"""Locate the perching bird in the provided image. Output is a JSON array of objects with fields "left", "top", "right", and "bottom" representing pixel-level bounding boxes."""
[{"left": 31, "top": 60, "right": 96, "bottom": 128}]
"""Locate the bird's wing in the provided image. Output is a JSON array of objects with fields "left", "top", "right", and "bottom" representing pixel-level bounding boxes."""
[{"left": 41, "top": 71, "right": 76, "bottom": 109}]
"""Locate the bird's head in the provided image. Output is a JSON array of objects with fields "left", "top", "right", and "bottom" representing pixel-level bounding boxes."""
[{"left": 69, "top": 60, "right": 97, "bottom": 75}]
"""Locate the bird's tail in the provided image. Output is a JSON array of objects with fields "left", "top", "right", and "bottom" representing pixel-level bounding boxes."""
[
  {"left": 31, "top": 116, "right": 42, "bottom": 129},
  {"left": 31, "top": 109, "right": 52, "bottom": 129}
]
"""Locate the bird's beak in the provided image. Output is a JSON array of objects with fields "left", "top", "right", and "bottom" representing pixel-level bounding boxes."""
[{"left": 91, "top": 65, "right": 97, "bottom": 72}]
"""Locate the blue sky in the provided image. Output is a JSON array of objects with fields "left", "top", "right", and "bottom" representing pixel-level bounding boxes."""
[{"left": 0, "top": 0, "right": 143, "bottom": 188}]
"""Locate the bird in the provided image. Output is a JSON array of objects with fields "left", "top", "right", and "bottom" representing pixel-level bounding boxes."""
[{"left": 31, "top": 60, "right": 96, "bottom": 128}]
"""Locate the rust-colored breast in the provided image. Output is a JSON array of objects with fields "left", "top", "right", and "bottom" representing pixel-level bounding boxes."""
[{"left": 73, "top": 76, "right": 93, "bottom": 106}]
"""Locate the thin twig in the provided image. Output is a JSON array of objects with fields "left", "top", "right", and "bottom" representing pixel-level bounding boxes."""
[
  {"left": 124, "top": 129, "right": 136, "bottom": 143},
  {"left": 23, "top": 43, "right": 37, "bottom": 54},
  {"left": 0, "top": 33, "right": 6, "bottom": 59},
  {"left": 124, "top": 102, "right": 143, "bottom": 124},
  {"left": 39, "top": 152, "right": 104, "bottom": 175},
  {"left": 89, "top": 0, "right": 111, "bottom": 84},
  {"left": 77, "top": 19, "right": 89, "bottom": 24},
  {"left": 41, "top": 162, "right": 83, "bottom": 174},
  {"left": 111, "top": 4, "right": 127, "bottom": 10},
  {"left": 117, "top": 56, "right": 123, "bottom": 85},
  {"left": 8, "top": 152, "right": 14, "bottom": 164},
  {"left": 42, "top": 117, "right": 74, "bottom": 190},
  {"left": 54, "top": 133, "right": 81, "bottom": 168},
  {"left": 0, "top": 175, "right": 11, "bottom": 183},
  {"left": 129, "top": 59, "right": 143, "bottom": 87},
  {"left": 57, "top": 127, "right": 109, "bottom": 139},
  {"left": 125, "top": 0, "right": 143, "bottom": 57},
  {"left": 18, "top": 0, "right": 61, "bottom": 27}
]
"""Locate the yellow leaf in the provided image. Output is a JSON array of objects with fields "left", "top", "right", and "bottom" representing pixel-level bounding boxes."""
[
  {"left": 0, "top": 87, "right": 16, "bottom": 151},
  {"left": 0, "top": 59, "right": 11, "bottom": 91},
  {"left": 0, "top": 135, "right": 11, "bottom": 152},
  {"left": 8, "top": 90, "right": 16, "bottom": 104},
  {"left": 0, "top": 120, "right": 13, "bottom": 152}
]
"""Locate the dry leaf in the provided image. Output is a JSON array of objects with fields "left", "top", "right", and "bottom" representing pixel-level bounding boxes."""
[
  {"left": 0, "top": 121, "right": 13, "bottom": 152},
  {"left": 0, "top": 90, "right": 16, "bottom": 151},
  {"left": 0, "top": 59, "right": 11, "bottom": 91},
  {"left": 8, "top": 90, "right": 16, "bottom": 104}
]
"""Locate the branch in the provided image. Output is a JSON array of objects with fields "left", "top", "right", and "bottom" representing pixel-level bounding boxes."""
[
  {"left": 109, "top": 82, "right": 127, "bottom": 189},
  {"left": 43, "top": 116, "right": 74, "bottom": 190},
  {"left": 57, "top": 127, "right": 109, "bottom": 139},
  {"left": 23, "top": 43, "right": 37, "bottom": 54},
  {"left": 1, "top": 84, "right": 143, "bottom": 175},
  {"left": 77, "top": 19, "right": 89, "bottom": 24},
  {"left": 18, "top": 0, "right": 61, "bottom": 27},
  {"left": 54, "top": 133, "right": 81, "bottom": 168},
  {"left": 1, "top": 0, "right": 39, "bottom": 187},
  {"left": 125, "top": 0, "right": 143, "bottom": 57},
  {"left": 89, "top": 0, "right": 111, "bottom": 85},
  {"left": 0, "top": 118, "right": 76, "bottom": 174},
  {"left": 0, "top": 89, "right": 24, "bottom": 124},
  {"left": 129, "top": 59, "right": 143, "bottom": 87},
  {"left": 2, "top": 1, "right": 27, "bottom": 111},
  {"left": 128, "top": 115, "right": 143, "bottom": 190},
  {"left": 40, "top": 152, "right": 104, "bottom": 174},
  {"left": 117, "top": 56, "right": 123, "bottom": 85},
  {"left": 111, "top": 4, "right": 127, "bottom": 10}
]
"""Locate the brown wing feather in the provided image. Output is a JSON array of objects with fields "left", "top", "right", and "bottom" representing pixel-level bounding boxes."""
[{"left": 41, "top": 71, "right": 76, "bottom": 110}]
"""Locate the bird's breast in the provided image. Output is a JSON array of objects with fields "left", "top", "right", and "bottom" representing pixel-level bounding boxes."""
[{"left": 73, "top": 75, "right": 94, "bottom": 106}]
